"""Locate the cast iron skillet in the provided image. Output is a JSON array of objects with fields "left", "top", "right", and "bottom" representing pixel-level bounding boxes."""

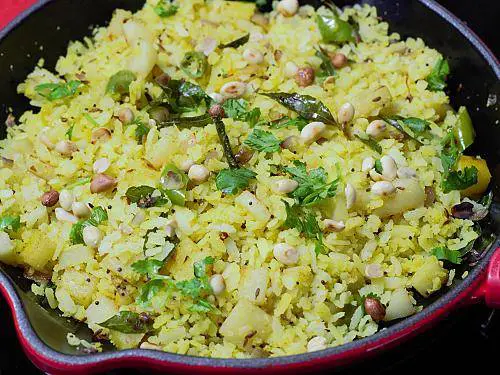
[{"left": 0, "top": 0, "right": 499, "bottom": 373}]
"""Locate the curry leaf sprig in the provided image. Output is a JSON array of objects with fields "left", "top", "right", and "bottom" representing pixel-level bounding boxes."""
[
  {"left": 381, "top": 116, "right": 431, "bottom": 144},
  {"left": 100, "top": 311, "right": 154, "bottom": 334},
  {"left": 262, "top": 93, "right": 336, "bottom": 126},
  {"left": 284, "top": 160, "right": 339, "bottom": 206}
]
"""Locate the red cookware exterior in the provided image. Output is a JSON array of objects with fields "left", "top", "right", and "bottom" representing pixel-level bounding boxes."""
[{"left": 0, "top": 0, "right": 499, "bottom": 374}]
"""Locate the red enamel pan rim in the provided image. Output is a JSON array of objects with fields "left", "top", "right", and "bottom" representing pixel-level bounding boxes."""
[{"left": 0, "top": 0, "right": 499, "bottom": 373}]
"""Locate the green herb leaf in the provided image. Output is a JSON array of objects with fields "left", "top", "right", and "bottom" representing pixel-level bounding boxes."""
[
  {"left": 354, "top": 132, "right": 382, "bottom": 153},
  {"left": 0, "top": 216, "right": 21, "bottom": 232},
  {"left": 316, "top": 13, "right": 355, "bottom": 44},
  {"left": 153, "top": 1, "right": 178, "bottom": 17},
  {"left": 374, "top": 159, "right": 383, "bottom": 174},
  {"left": 431, "top": 246, "right": 462, "bottom": 264},
  {"left": 106, "top": 70, "right": 136, "bottom": 96},
  {"left": 440, "top": 132, "right": 459, "bottom": 176},
  {"left": 381, "top": 116, "right": 431, "bottom": 143},
  {"left": 193, "top": 256, "right": 214, "bottom": 278},
  {"left": 157, "top": 114, "right": 212, "bottom": 129},
  {"left": 99, "top": 311, "right": 154, "bottom": 334},
  {"left": 283, "top": 201, "right": 304, "bottom": 232},
  {"left": 442, "top": 166, "right": 478, "bottom": 193},
  {"left": 315, "top": 46, "right": 336, "bottom": 78},
  {"left": 244, "top": 129, "right": 281, "bottom": 153},
  {"left": 283, "top": 201, "right": 325, "bottom": 254},
  {"left": 215, "top": 168, "right": 256, "bottom": 195},
  {"left": 426, "top": 58, "right": 449, "bottom": 91},
  {"left": 35, "top": 80, "right": 82, "bottom": 101},
  {"left": 131, "top": 259, "right": 164, "bottom": 276},
  {"left": 180, "top": 52, "right": 208, "bottom": 79},
  {"left": 189, "top": 299, "right": 215, "bottom": 313},
  {"left": 222, "top": 99, "right": 262, "bottom": 127},
  {"left": 65, "top": 124, "right": 75, "bottom": 140},
  {"left": 69, "top": 206, "right": 107, "bottom": 244},
  {"left": 285, "top": 160, "right": 339, "bottom": 205},
  {"left": 270, "top": 116, "right": 308, "bottom": 130},
  {"left": 87, "top": 206, "right": 108, "bottom": 226},
  {"left": 262, "top": 93, "right": 336, "bottom": 125},
  {"left": 219, "top": 34, "right": 250, "bottom": 49},
  {"left": 132, "top": 119, "right": 151, "bottom": 143},
  {"left": 139, "top": 279, "right": 168, "bottom": 304}
]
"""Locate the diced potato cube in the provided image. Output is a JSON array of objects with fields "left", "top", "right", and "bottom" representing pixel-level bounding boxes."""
[
  {"left": 384, "top": 289, "right": 416, "bottom": 321},
  {"left": 411, "top": 256, "right": 448, "bottom": 297},
  {"left": 219, "top": 299, "right": 272, "bottom": 347},
  {"left": 235, "top": 191, "right": 271, "bottom": 223},
  {"left": 240, "top": 268, "right": 269, "bottom": 305},
  {"left": 109, "top": 331, "right": 145, "bottom": 350}
]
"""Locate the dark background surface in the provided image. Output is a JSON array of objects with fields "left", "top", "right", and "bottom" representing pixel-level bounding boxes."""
[{"left": 0, "top": 0, "right": 499, "bottom": 374}]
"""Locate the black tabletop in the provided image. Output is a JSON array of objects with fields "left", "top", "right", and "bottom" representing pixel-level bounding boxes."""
[{"left": 1, "top": 1, "right": 499, "bottom": 374}]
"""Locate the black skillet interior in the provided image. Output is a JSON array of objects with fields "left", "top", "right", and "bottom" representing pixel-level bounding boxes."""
[{"left": 0, "top": 0, "right": 499, "bottom": 358}]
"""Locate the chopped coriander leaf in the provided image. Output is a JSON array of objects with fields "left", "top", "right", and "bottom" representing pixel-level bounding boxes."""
[
  {"left": 374, "top": 159, "right": 383, "bottom": 174},
  {"left": 426, "top": 58, "right": 449, "bottom": 91},
  {"left": 431, "top": 246, "right": 462, "bottom": 264},
  {"left": 283, "top": 201, "right": 304, "bottom": 232},
  {"left": 284, "top": 161, "right": 339, "bottom": 205},
  {"left": 69, "top": 206, "right": 107, "bottom": 244},
  {"left": 315, "top": 46, "right": 336, "bottom": 79},
  {"left": 283, "top": 201, "right": 325, "bottom": 255},
  {"left": 189, "top": 299, "right": 215, "bottom": 313},
  {"left": 244, "top": 129, "right": 281, "bottom": 153},
  {"left": 440, "top": 132, "right": 459, "bottom": 176},
  {"left": 0, "top": 215, "right": 21, "bottom": 232},
  {"left": 222, "top": 99, "right": 262, "bottom": 127},
  {"left": 35, "top": 80, "right": 82, "bottom": 101},
  {"left": 106, "top": 70, "right": 136, "bottom": 96},
  {"left": 65, "top": 124, "right": 75, "bottom": 140},
  {"left": 99, "top": 311, "right": 154, "bottom": 334},
  {"left": 216, "top": 168, "right": 256, "bottom": 195},
  {"left": 442, "top": 166, "right": 478, "bottom": 193},
  {"left": 193, "top": 256, "right": 214, "bottom": 278},
  {"left": 133, "top": 118, "right": 151, "bottom": 143},
  {"left": 139, "top": 278, "right": 169, "bottom": 303},
  {"left": 131, "top": 259, "right": 164, "bottom": 276},
  {"left": 153, "top": 1, "right": 178, "bottom": 17},
  {"left": 222, "top": 98, "right": 248, "bottom": 118}
]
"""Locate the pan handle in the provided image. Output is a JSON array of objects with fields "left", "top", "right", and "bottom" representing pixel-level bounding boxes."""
[{"left": 483, "top": 248, "right": 500, "bottom": 308}]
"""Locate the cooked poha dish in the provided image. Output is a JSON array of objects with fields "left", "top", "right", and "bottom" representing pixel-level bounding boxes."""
[{"left": 0, "top": 0, "right": 494, "bottom": 357}]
